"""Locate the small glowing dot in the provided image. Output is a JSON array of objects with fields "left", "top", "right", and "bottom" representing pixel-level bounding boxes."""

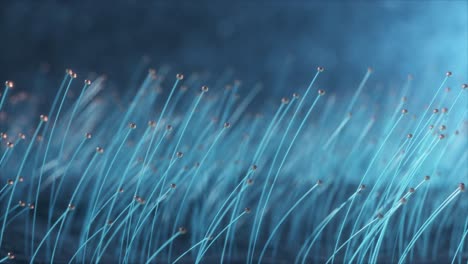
[
  {"left": 85, "top": 133, "right": 92, "bottom": 139},
  {"left": 459, "top": 183, "right": 465, "bottom": 192},
  {"left": 179, "top": 227, "right": 187, "bottom": 234},
  {"left": 424, "top": 175, "right": 431, "bottom": 181},
  {"left": 293, "top": 93, "right": 300, "bottom": 99},
  {"left": 96, "top": 147, "right": 104, "bottom": 153},
  {"left": 170, "top": 183, "right": 177, "bottom": 189},
  {"left": 439, "top": 134, "right": 445, "bottom": 140},
  {"left": 6, "top": 141, "right": 14, "bottom": 148},
  {"left": 166, "top": 125, "right": 173, "bottom": 131},
  {"left": 462, "top": 84, "right": 468, "bottom": 89},
  {"left": 18, "top": 133, "right": 26, "bottom": 140},
  {"left": 318, "top": 89, "right": 326, "bottom": 96},
  {"left": 317, "top": 66, "right": 324, "bottom": 72},
  {"left": 176, "top": 73, "right": 184, "bottom": 80},
  {"left": 407, "top": 133, "right": 413, "bottom": 139},
  {"left": 251, "top": 164, "right": 258, "bottom": 171},
  {"left": 281, "top": 97, "right": 289, "bottom": 104},
  {"left": 68, "top": 204, "right": 76, "bottom": 210},
  {"left": 40, "top": 115, "right": 49, "bottom": 122},
  {"left": 401, "top": 109, "right": 408, "bottom": 115},
  {"left": 433, "top": 109, "right": 439, "bottom": 114},
  {"left": 201, "top": 85, "right": 209, "bottom": 93},
  {"left": 176, "top": 152, "right": 183, "bottom": 158},
  {"left": 7, "top": 179, "right": 14, "bottom": 185},
  {"left": 84, "top": 79, "right": 92, "bottom": 85},
  {"left": 316, "top": 179, "right": 323, "bottom": 185},
  {"left": 148, "top": 121, "right": 156, "bottom": 127},
  {"left": 446, "top": 71, "right": 452, "bottom": 77},
  {"left": 7, "top": 252, "right": 15, "bottom": 259},
  {"left": 223, "top": 122, "right": 231, "bottom": 128},
  {"left": 244, "top": 207, "right": 251, "bottom": 214},
  {"left": 5, "top": 81, "right": 14, "bottom": 88},
  {"left": 129, "top": 122, "right": 137, "bottom": 129}
]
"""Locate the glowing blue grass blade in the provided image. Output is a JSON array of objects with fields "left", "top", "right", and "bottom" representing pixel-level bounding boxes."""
[
  {"left": 248, "top": 69, "right": 322, "bottom": 264},
  {"left": 196, "top": 209, "right": 249, "bottom": 263},
  {"left": 0, "top": 67, "right": 465, "bottom": 263},
  {"left": 257, "top": 182, "right": 320, "bottom": 264},
  {"left": 398, "top": 186, "right": 464, "bottom": 264},
  {"left": 451, "top": 219, "right": 468, "bottom": 264},
  {"left": 172, "top": 237, "right": 209, "bottom": 264},
  {"left": 0, "top": 116, "right": 45, "bottom": 249},
  {"left": 145, "top": 231, "right": 182, "bottom": 264},
  {"left": 0, "top": 82, "right": 13, "bottom": 112}
]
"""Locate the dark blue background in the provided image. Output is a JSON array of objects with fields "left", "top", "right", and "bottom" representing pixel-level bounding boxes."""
[{"left": 1, "top": 0, "right": 467, "bottom": 100}]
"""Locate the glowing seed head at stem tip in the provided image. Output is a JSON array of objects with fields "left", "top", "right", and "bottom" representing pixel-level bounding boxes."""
[
  {"left": 40, "top": 115, "right": 49, "bottom": 122},
  {"left": 318, "top": 89, "right": 326, "bottom": 96},
  {"left": 178, "top": 227, "right": 187, "bottom": 234},
  {"left": 5, "top": 81, "right": 14, "bottom": 88},
  {"left": 223, "top": 122, "right": 231, "bottom": 128},
  {"left": 176, "top": 152, "right": 183, "bottom": 158},
  {"left": 201, "top": 85, "right": 209, "bottom": 93},
  {"left": 281, "top": 97, "right": 289, "bottom": 104},
  {"left": 85, "top": 133, "right": 92, "bottom": 139},
  {"left": 317, "top": 66, "right": 324, "bottom": 72},
  {"left": 176, "top": 73, "right": 184, "bottom": 80},
  {"left": 401, "top": 109, "right": 408, "bottom": 115},
  {"left": 96, "top": 147, "right": 104, "bottom": 154},
  {"left": 129, "top": 122, "right": 137, "bottom": 129},
  {"left": 170, "top": 183, "right": 176, "bottom": 189},
  {"left": 459, "top": 183, "right": 465, "bottom": 192},
  {"left": 148, "top": 120, "right": 156, "bottom": 127},
  {"left": 244, "top": 207, "right": 251, "bottom": 214}
]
